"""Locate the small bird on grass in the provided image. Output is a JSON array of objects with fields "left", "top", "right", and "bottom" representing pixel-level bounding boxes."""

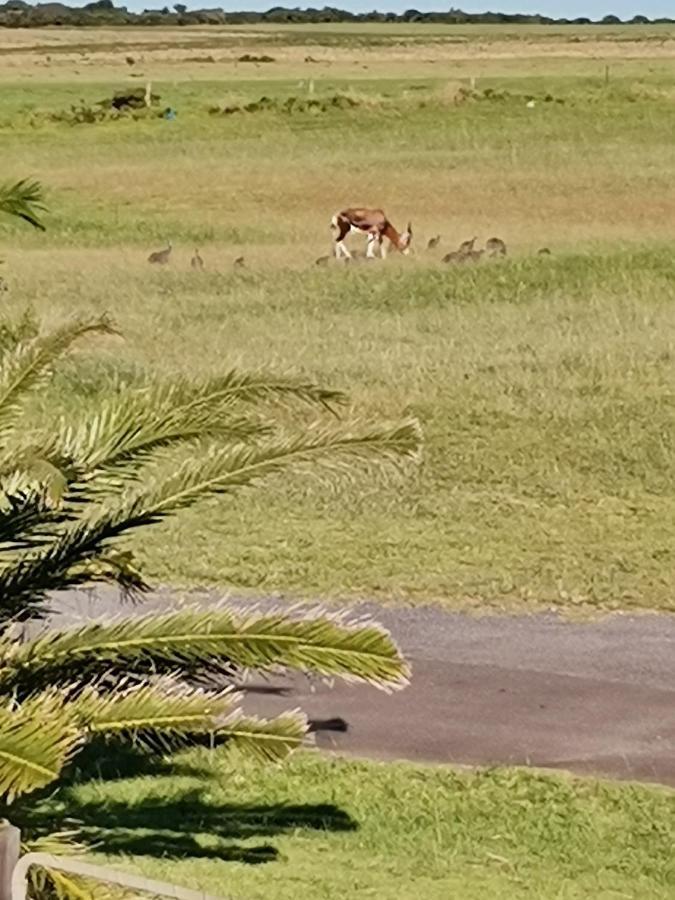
[
  {"left": 234, "top": 256, "right": 246, "bottom": 268},
  {"left": 427, "top": 235, "right": 441, "bottom": 250},
  {"left": 442, "top": 250, "right": 461, "bottom": 264},
  {"left": 191, "top": 249, "right": 204, "bottom": 270},
  {"left": 458, "top": 236, "right": 477, "bottom": 254},
  {"left": 148, "top": 241, "right": 172, "bottom": 265},
  {"left": 485, "top": 236, "right": 507, "bottom": 258}
]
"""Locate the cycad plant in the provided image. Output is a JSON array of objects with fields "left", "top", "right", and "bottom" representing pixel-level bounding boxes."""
[{"left": 0, "top": 312, "right": 420, "bottom": 895}]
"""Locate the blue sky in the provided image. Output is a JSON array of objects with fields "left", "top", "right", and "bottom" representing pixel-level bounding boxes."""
[{"left": 72, "top": 0, "right": 672, "bottom": 21}]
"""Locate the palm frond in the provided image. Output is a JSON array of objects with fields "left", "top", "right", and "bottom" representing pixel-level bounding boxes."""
[
  {"left": 30, "top": 866, "right": 133, "bottom": 900},
  {"left": 168, "top": 370, "right": 347, "bottom": 414},
  {"left": 23, "top": 832, "right": 88, "bottom": 859},
  {"left": 70, "top": 681, "right": 307, "bottom": 761},
  {"left": 52, "top": 385, "right": 269, "bottom": 481},
  {"left": 0, "top": 442, "right": 63, "bottom": 487},
  {"left": 0, "top": 316, "right": 118, "bottom": 443},
  {"left": 0, "top": 307, "right": 40, "bottom": 359},
  {"left": 128, "top": 419, "right": 422, "bottom": 520},
  {"left": 0, "top": 693, "right": 80, "bottom": 801},
  {"left": 0, "top": 420, "right": 420, "bottom": 620},
  {"left": 0, "top": 179, "right": 47, "bottom": 231},
  {"left": 65, "top": 550, "right": 149, "bottom": 600},
  {"left": 0, "top": 486, "right": 64, "bottom": 550},
  {"left": 0, "top": 606, "right": 409, "bottom": 695},
  {"left": 23, "top": 832, "right": 101, "bottom": 900},
  {"left": 72, "top": 680, "right": 237, "bottom": 748},
  {"left": 216, "top": 709, "right": 307, "bottom": 763}
]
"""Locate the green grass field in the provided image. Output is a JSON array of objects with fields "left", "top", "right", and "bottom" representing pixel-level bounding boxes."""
[
  {"left": 2, "top": 25, "right": 675, "bottom": 612},
  {"left": 3, "top": 24, "right": 675, "bottom": 900},
  {"left": 28, "top": 750, "right": 674, "bottom": 899}
]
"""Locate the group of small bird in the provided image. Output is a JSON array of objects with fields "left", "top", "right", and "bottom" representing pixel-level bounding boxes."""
[
  {"left": 435, "top": 235, "right": 551, "bottom": 263},
  {"left": 147, "top": 236, "right": 552, "bottom": 271},
  {"left": 315, "top": 234, "right": 553, "bottom": 266},
  {"left": 436, "top": 235, "right": 507, "bottom": 263},
  {"left": 147, "top": 242, "right": 245, "bottom": 270},
  {"left": 313, "top": 234, "right": 511, "bottom": 266}
]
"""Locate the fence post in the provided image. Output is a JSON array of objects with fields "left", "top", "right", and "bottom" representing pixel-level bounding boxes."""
[{"left": 0, "top": 820, "right": 20, "bottom": 900}]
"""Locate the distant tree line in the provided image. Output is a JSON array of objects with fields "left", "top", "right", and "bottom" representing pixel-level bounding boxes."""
[{"left": 0, "top": 1, "right": 667, "bottom": 28}]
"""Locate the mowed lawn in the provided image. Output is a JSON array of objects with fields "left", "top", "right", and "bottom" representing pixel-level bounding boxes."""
[
  {"left": 2, "top": 27, "right": 675, "bottom": 611},
  {"left": 31, "top": 751, "right": 674, "bottom": 900}
]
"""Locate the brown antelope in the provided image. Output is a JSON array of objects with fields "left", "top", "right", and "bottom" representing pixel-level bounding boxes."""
[{"left": 331, "top": 208, "right": 412, "bottom": 260}]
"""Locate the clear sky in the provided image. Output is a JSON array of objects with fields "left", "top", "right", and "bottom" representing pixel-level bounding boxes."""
[{"left": 64, "top": 1, "right": 671, "bottom": 21}]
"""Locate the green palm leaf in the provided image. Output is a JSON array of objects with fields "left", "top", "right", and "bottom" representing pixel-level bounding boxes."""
[
  {"left": 134, "top": 420, "right": 421, "bottom": 516},
  {"left": 31, "top": 867, "right": 133, "bottom": 900},
  {"left": 73, "top": 680, "right": 236, "bottom": 746},
  {"left": 0, "top": 420, "right": 420, "bottom": 619},
  {"left": 0, "top": 315, "right": 117, "bottom": 443},
  {"left": 65, "top": 549, "right": 148, "bottom": 599},
  {"left": 0, "top": 693, "right": 80, "bottom": 801},
  {"left": 52, "top": 385, "right": 269, "bottom": 481},
  {"left": 0, "top": 487, "right": 63, "bottom": 550},
  {"left": 67, "top": 680, "right": 307, "bottom": 761},
  {"left": 0, "top": 367, "right": 341, "bottom": 501},
  {"left": 0, "top": 179, "right": 47, "bottom": 231},
  {"left": 0, "top": 606, "right": 409, "bottom": 694},
  {"left": 215, "top": 710, "right": 307, "bottom": 763},
  {"left": 168, "top": 370, "right": 346, "bottom": 413}
]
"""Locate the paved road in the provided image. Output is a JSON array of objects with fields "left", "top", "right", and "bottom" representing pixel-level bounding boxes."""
[{"left": 51, "top": 589, "right": 675, "bottom": 787}]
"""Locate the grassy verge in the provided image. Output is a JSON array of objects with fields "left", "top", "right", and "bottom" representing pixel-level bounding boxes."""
[{"left": 31, "top": 751, "right": 675, "bottom": 899}]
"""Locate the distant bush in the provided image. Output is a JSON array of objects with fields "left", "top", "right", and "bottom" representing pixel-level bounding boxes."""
[
  {"left": 33, "top": 88, "right": 166, "bottom": 126},
  {"left": 238, "top": 53, "right": 276, "bottom": 63},
  {"left": 0, "top": 1, "right": 670, "bottom": 28},
  {"left": 210, "top": 92, "right": 363, "bottom": 116}
]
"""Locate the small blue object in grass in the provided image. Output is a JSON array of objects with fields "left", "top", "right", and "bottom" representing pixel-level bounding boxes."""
[{"left": 164, "top": 108, "right": 177, "bottom": 120}]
